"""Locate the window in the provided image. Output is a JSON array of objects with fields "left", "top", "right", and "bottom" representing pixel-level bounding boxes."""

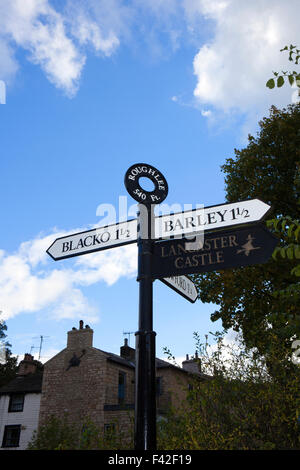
[
  {"left": 156, "top": 377, "right": 163, "bottom": 396},
  {"left": 2, "top": 425, "right": 21, "bottom": 448},
  {"left": 104, "top": 423, "right": 116, "bottom": 435},
  {"left": 8, "top": 394, "right": 24, "bottom": 412},
  {"left": 118, "top": 372, "right": 126, "bottom": 404}
]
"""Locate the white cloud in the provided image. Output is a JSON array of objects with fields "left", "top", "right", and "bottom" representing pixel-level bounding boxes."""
[
  {"left": 201, "top": 109, "right": 212, "bottom": 118},
  {"left": 65, "top": 1, "right": 122, "bottom": 57},
  {"left": 0, "top": 0, "right": 184, "bottom": 94},
  {"left": 0, "top": 0, "right": 86, "bottom": 95},
  {"left": 0, "top": 229, "right": 137, "bottom": 322},
  {"left": 0, "top": 0, "right": 298, "bottom": 119},
  {"left": 66, "top": 0, "right": 134, "bottom": 43},
  {"left": 74, "top": 244, "right": 137, "bottom": 286},
  {"left": 191, "top": 0, "right": 300, "bottom": 117},
  {"left": 0, "top": 39, "right": 18, "bottom": 84},
  {"left": 0, "top": 0, "right": 123, "bottom": 96},
  {"left": 72, "top": 17, "right": 119, "bottom": 56}
]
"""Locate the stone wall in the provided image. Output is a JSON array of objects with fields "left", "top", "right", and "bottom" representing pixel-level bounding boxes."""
[
  {"left": 157, "top": 367, "right": 191, "bottom": 414},
  {"left": 38, "top": 322, "right": 202, "bottom": 446},
  {"left": 39, "top": 346, "right": 108, "bottom": 430}
]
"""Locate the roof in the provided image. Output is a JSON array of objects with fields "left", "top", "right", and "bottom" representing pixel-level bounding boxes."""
[
  {"left": 106, "top": 352, "right": 135, "bottom": 369},
  {"left": 155, "top": 357, "right": 178, "bottom": 369},
  {"left": 0, "top": 372, "right": 43, "bottom": 395},
  {"left": 104, "top": 349, "right": 189, "bottom": 373},
  {"left": 44, "top": 345, "right": 210, "bottom": 379}
]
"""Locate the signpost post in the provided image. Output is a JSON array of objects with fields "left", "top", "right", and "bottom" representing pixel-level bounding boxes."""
[
  {"left": 46, "top": 161, "right": 278, "bottom": 452},
  {"left": 124, "top": 163, "right": 169, "bottom": 451}
]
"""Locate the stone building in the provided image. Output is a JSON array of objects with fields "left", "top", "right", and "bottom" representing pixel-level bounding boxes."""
[
  {"left": 0, "top": 320, "right": 209, "bottom": 449},
  {"left": 39, "top": 320, "right": 206, "bottom": 441},
  {"left": 0, "top": 354, "right": 43, "bottom": 450}
]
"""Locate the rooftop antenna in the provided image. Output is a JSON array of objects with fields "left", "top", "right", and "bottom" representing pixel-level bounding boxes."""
[
  {"left": 30, "top": 345, "right": 39, "bottom": 355},
  {"left": 123, "top": 331, "right": 135, "bottom": 346},
  {"left": 32, "top": 335, "right": 50, "bottom": 360}
]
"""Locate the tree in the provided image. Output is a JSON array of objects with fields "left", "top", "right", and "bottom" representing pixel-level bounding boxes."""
[
  {"left": 266, "top": 44, "right": 300, "bottom": 96},
  {"left": 157, "top": 333, "right": 300, "bottom": 450},
  {"left": 191, "top": 103, "right": 300, "bottom": 358},
  {"left": 0, "top": 319, "right": 18, "bottom": 388},
  {"left": 266, "top": 210, "right": 300, "bottom": 329}
]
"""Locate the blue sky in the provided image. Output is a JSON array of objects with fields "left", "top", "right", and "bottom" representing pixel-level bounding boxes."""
[{"left": 0, "top": 0, "right": 298, "bottom": 364}]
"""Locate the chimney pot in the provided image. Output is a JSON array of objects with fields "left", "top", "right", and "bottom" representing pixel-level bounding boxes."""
[
  {"left": 182, "top": 354, "right": 202, "bottom": 374},
  {"left": 17, "top": 353, "right": 37, "bottom": 375},
  {"left": 79, "top": 320, "right": 84, "bottom": 330},
  {"left": 24, "top": 353, "right": 34, "bottom": 362},
  {"left": 67, "top": 324, "right": 93, "bottom": 349},
  {"left": 120, "top": 340, "right": 135, "bottom": 362}
]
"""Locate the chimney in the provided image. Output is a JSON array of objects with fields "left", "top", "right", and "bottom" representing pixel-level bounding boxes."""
[
  {"left": 17, "top": 353, "right": 38, "bottom": 376},
  {"left": 67, "top": 321, "right": 93, "bottom": 350},
  {"left": 120, "top": 338, "right": 135, "bottom": 362},
  {"left": 182, "top": 351, "right": 201, "bottom": 374}
]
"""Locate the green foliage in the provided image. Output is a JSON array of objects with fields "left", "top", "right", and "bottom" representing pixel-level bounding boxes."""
[
  {"left": 266, "top": 45, "right": 300, "bottom": 94},
  {"left": 27, "top": 413, "right": 134, "bottom": 450},
  {"left": 265, "top": 166, "right": 300, "bottom": 327},
  {"left": 27, "top": 415, "right": 78, "bottom": 450},
  {"left": 192, "top": 103, "right": 300, "bottom": 355},
  {"left": 157, "top": 333, "right": 300, "bottom": 450},
  {"left": 266, "top": 216, "right": 300, "bottom": 283},
  {"left": 0, "top": 319, "right": 18, "bottom": 388}
]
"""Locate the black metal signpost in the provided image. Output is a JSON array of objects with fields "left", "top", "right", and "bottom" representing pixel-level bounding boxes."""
[
  {"left": 124, "top": 163, "right": 168, "bottom": 451},
  {"left": 47, "top": 162, "right": 278, "bottom": 452},
  {"left": 124, "top": 164, "right": 277, "bottom": 451}
]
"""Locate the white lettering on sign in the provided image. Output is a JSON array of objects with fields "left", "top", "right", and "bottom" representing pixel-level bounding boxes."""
[
  {"left": 47, "top": 219, "right": 137, "bottom": 260},
  {"left": 155, "top": 199, "right": 271, "bottom": 239},
  {"left": 127, "top": 165, "right": 165, "bottom": 190},
  {"left": 47, "top": 199, "right": 271, "bottom": 261}
]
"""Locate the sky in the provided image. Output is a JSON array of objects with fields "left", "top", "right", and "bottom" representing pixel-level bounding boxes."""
[{"left": 0, "top": 0, "right": 299, "bottom": 366}]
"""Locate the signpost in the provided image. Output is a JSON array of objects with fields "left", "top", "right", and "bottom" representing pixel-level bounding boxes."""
[
  {"left": 47, "top": 200, "right": 271, "bottom": 261},
  {"left": 152, "top": 225, "right": 278, "bottom": 279},
  {"left": 46, "top": 161, "right": 278, "bottom": 452},
  {"left": 46, "top": 219, "right": 137, "bottom": 261},
  {"left": 155, "top": 198, "right": 271, "bottom": 239},
  {"left": 160, "top": 276, "right": 198, "bottom": 303},
  {"left": 124, "top": 163, "right": 169, "bottom": 451}
]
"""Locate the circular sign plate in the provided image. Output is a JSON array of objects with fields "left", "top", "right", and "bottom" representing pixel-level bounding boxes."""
[{"left": 124, "top": 163, "right": 168, "bottom": 205}]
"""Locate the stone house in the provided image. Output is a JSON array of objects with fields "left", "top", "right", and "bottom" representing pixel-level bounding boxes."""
[
  {"left": 39, "top": 320, "right": 206, "bottom": 442},
  {"left": 0, "top": 354, "right": 43, "bottom": 450},
  {"left": 0, "top": 320, "right": 209, "bottom": 449}
]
